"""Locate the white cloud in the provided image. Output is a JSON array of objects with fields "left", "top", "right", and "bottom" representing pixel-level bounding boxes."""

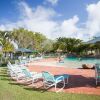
[
  {"left": 0, "top": 25, "right": 6, "bottom": 31},
  {"left": 60, "top": 1, "right": 100, "bottom": 40},
  {"left": 86, "top": 1, "right": 100, "bottom": 37},
  {"left": 45, "top": 0, "right": 59, "bottom": 5},
  {"left": 0, "top": 1, "right": 81, "bottom": 39},
  {"left": 61, "top": 16, "right": 79, "bottom": 37},
  {"left": 0, "top": 1, "right": 59, "bottom": 39},
  {"left": 0, "top": 1, "right": 100, "bottom": 41},
  {"left": 0, "top": 23, "right": 17, "bottom": 31},
  {"left": 18, "top": 1, "right": 33, "bottom": 19},
  {"left": 18, "top": 2, "right": 59, "bottom": 38}
]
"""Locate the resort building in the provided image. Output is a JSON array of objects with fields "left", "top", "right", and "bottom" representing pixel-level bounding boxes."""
[
  {"left": 86, "top": 37, "right": 100, "bottom": 56},
  {"left": 87, "top": 37, "right": 100, "bottom": 44}
]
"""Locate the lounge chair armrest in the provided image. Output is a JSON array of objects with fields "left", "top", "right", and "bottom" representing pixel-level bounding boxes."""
[
  {"left": 30, "top": 72, "right": 37, "bottom": 75},
  {"left": 55, "top": 76, "right": 64, "bottom": 82},
  {"left": 32, "top": 73, "right": 42, "bottom": 79}
]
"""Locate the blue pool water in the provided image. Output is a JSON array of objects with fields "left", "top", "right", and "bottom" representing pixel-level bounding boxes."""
[
  {"left": 58, "top": 57, "right": 100, "bottom": 68},
  {"left": 65, "top": 57, "right": 100, "bottom": 63}
]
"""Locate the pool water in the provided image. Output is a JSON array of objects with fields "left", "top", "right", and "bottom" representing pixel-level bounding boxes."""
[{"left": 58, "top": 57, "right": 100, "bottom": 68}]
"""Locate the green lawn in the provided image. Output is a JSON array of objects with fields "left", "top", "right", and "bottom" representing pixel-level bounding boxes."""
[{"left": 0, "top": 67, "right": 100, "bottom": 100}]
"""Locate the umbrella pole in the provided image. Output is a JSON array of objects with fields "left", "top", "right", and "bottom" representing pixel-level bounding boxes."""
[{"left": 22, "top": 52, "right": 23, "bottom": 57}]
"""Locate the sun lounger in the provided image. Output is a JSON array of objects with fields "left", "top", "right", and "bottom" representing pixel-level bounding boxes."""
[
  {"left": 7, "top": 61, "right": 42, "bottom": 85},
  {"left": 42, "top": 71, "right": 69, "bottom": 92}
]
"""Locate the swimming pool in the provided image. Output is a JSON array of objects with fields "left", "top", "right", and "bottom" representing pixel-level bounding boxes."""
[
  {"left": 58, "top": 57, "right": 100, "bottom": 68},
  {"left": 31, "top": 57, "right": 100, "bottom": 68}
]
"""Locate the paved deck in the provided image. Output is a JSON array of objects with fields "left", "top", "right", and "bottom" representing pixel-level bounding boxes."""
[{"left": 28, "top": 65, "right": 100, "bottom": 95}]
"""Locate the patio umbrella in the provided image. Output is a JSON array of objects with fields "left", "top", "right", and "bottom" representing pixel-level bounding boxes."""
[
  {"left": 15, "top": 48, "right": 33, "bottom": 57},
  {"left": 32, "top": 50, "right": 39, "bottom": 53}
]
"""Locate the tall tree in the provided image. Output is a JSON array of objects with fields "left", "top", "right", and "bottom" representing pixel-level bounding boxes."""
[
  {"left": 0, "top": 30, "right": 15, "bottom": 59},
  {"left": 53, "top": 37, "right": 82, "bottom": 53},
  {"left": 33, "top": 32, "right": 46, "bottom": 51},
  {"left": 11, "top": 28, "right": 34, "bottom": 48},
  {"left": 11, "top": 28, "right": 47, "bottom": 51}
]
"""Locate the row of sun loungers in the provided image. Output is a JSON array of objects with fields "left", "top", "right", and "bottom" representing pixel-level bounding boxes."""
[
  {"left": 17, "top": 56, "right": 43, "bottom": 65},
  {"left": 7, "top": 58, "right": 100, "bottom": 92},
  {"left": 7, "top": 61, "right": 39, "bottom": 81},
  {"left": 7, "top": 61, "right": 69, "bottom": 92}
]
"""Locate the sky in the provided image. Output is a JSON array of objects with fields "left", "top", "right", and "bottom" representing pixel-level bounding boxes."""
[{"left": 0, "top": 0, "right": 100, "bottom": 41}]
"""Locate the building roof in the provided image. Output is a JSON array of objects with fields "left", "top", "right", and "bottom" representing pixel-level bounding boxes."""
[{"left": 86, "top": 37, "right": 100, "bottom": 44}]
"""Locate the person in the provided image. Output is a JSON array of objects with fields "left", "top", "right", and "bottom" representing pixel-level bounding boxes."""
[
  {"left": 58, "top": 56, "right": 61, "bottom": 62},
  {"left": 79, "top": 57, "right": 82, "bottom": 61},
  {"left": 58, "top": 56, "right": 64, "bottom": 63}
]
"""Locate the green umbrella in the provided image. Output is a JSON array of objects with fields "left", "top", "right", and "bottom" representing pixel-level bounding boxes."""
[{"left": 32, "top": 50, "right": 39, "bottom": 54}]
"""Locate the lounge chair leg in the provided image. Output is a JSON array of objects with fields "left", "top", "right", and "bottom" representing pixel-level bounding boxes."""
[
  {"left": 66, "top": 78, "right": 68, "bottom": 84},
  {"left": 16, "top": 76, "right": 19, "bottom": 81},
  {"left": 96, "top": 79, "right": 97, "bottom": 85},
  {"left": 55, "top": 84, "right": 57, "bottom": 92},
  {"left": 56, "top": 81, "right": 65, "bottom": 93},
  {"left": 32, "top": 79, "right": 36, "bottom": 86},
  {"left": 43, "top": 82, "right": 47, "bottom": 89}
]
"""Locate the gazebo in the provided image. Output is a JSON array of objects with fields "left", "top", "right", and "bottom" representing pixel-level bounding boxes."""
[
  {"left": 16, "top": 48, "right": 33, "bottom": 53},
  {"left": 15, "top": 48, "right": 33, "bottom": 58}
]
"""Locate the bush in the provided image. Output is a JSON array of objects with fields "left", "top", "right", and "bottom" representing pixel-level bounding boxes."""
[{"left": 0, "top": 57, "right": 15, "bottom": 66}]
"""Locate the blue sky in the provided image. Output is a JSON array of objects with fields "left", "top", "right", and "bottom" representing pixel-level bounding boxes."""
[
  {"left": 0, "top": 0, "right": 98, "bottom": 22},
  {"left": 0, "top": 0, "right": 100, "bottom": 41}
]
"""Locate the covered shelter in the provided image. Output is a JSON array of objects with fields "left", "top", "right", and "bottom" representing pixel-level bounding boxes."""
[
  {"left": 15, "top": 48, "right": 33, "bottom": 58},
  {"left": 16, "top": 48, "right": 33, "bottom": 53}
]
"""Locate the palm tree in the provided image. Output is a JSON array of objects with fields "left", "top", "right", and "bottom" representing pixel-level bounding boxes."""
[
  {"left": 0, "top": 31, "right": 15, "bottom": 59},
  {"left": 53, "top": 37, "right": 82, "bottom": 55}
]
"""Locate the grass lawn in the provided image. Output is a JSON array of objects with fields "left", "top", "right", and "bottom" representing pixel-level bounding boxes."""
[{"left": 0, "top": 67, "right": 100, "bottom": 100}]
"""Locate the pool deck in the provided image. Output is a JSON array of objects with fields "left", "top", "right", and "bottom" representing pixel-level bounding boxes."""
[{"left": 27, "top": 58, "right": 100, "bottom": 95}]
